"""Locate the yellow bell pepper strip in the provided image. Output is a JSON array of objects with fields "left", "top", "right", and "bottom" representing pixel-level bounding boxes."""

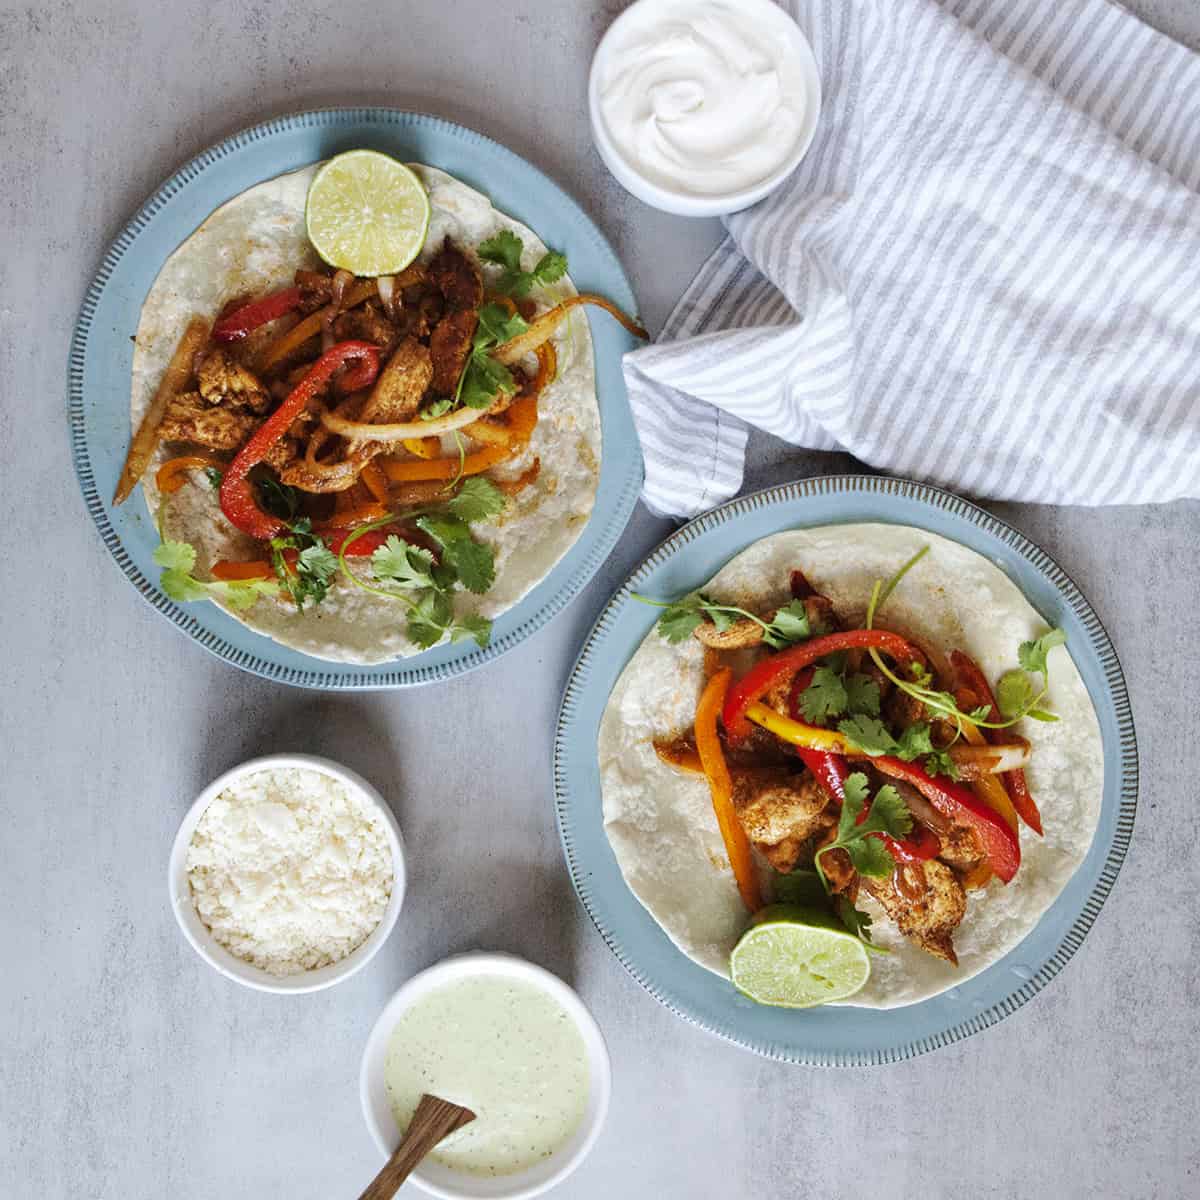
[
  {"left": 402, "top": 436, "right": 441, "bottom": 459},
  {"left": 379, "top": 393, "right": 538, "bottom": 483},
  {"left": 744, "top": 702, "right": 852, "bottom": 753},
  {"left": 695, "top": 669, "right": 761, "bottom": 913},
  {"left": 154, "top": 452, "right": 227, "bottom": 494},
  {"left": 722, "top": 629, "right": 919, "bottom": 740}
]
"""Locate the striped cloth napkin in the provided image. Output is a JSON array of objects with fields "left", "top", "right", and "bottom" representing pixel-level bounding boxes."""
[{"left": 623, "top": 0, "right": 1200, "bottom": 518}]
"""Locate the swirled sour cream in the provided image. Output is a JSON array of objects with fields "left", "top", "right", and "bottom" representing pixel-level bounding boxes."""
[{"left": 597, "top": 0, "right": 810, "bottom": 198}]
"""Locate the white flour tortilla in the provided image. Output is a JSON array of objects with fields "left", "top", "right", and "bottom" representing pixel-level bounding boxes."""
[
  {"left": 599, "top": 525, "right": 1103, "bottom": 1009},
  {"left": 131, "top": 164, "right": 599, "bottom": 664}
]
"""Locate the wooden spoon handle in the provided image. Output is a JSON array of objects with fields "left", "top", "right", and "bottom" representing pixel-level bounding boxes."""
[{"left": 358, "top": 1094, "right": 476, "bottom": 1200}]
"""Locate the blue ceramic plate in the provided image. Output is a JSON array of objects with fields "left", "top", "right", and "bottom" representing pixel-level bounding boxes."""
[
  {"left": 554, "top": 476, "right": 1137, "bottom": 1064},
  {"left": 69, "top": 109, "right": 643, "bottom": 688}
]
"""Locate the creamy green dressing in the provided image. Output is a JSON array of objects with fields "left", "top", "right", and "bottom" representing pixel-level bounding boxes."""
[{"left": 384, "top": 976, "right": 590, "bottom": 1177}]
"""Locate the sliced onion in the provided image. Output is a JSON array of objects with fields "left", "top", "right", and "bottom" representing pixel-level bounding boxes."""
[
  {"left": 949, "top": 738, "right": 1031, "bottom": 777},
  {"left": 492, "top": 293, "right": 648, "bottom": 365},
  {"left": 891, "top": 780, "right": 950, "bottom": 835},
  {"left": 319, "top": 402, "right": 484, "bottom": 442},
  {"left": 331, "top": 268, "right": 353, "bottom": 311},
  {"left": 376, "top": 274, "right": 397, "bottom": 319}
]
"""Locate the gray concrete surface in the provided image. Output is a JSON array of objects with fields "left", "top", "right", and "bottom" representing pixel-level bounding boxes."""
[{"left": 3, "top": 1, "right": 1198, "bottom": 1196}]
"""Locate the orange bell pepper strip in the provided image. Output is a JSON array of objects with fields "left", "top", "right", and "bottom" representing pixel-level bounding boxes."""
[
  {"left": 959, "top": 718, "right": 1020, "bottom": 835},
  {"left": 379, "top": 394, "right": 538, "bottom": 483},
  {"left": 155, "top": 452, "right": 227, "bottom": 494},
  {"left": 359, "top": 461, "right": 390, "bottom": 504},
  {"left": 695, "top": 669, "right": 761, "bottom": 913}
]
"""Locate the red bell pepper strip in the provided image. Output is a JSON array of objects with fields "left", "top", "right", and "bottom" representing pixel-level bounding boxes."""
[
  {"left": 950, "top": 650, "right": 1043, "bottom": 835},
  {"left": 724, "top": 629, "right": 918, "bottom": 741},
  {"left": 788, "top": 669, "right": 941, "bottom": 868},
  {"left": 212, "top": 286, "right": 304, "bottom": 342},
  {"left": 869, "top": 756, "right": 1020, "bottom": 883},
  {"left": 219, "top": 341, "right": 380, "bottom": 541}
]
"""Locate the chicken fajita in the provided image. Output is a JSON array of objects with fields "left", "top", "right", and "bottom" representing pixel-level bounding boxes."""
[
  {"left": 600, "top": 526, "right": 1103, "bottom": 1009},
  {"left": 118, "top": 155, "right": 645, "bottom": 663}
]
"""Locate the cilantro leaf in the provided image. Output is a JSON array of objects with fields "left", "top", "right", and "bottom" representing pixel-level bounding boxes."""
[
  {"left": 447, "top": 476, "right": 506, "bottom": 523},
  {"left": 441, "top": 537, "right": 495, "bottom": 594},
  {"left": 655, "top": 602, "right": 704, "bottom": 644},
  {"left": 771, "top": 869, "right": 828, "bottom": 908},
  {"left": 476, "top": 302, "right": 528, "bottom": 346},
  {"left": 256, "top": 475, "right": 302, "bottom": 522},
  {"left": 477, "top": 229, "right": 523, "bottom": 273},
  {"left": 204, "top": 466, "right": 223, "bottom": 489},
  {"left": 761, "top": 599, "right": 811, "bottom": 649},
  {"left": 844, "top": 672, "right": 881, "bottom": 716},
  {"left": 816, "top": 773, "right": 912, "bottom": 884},
  {"left": 924, "top": 749, "right": 960, "bottom": 779},
  {"left": 421, "top": 397, "right": 454, "bottom": 421},
  {"left": 450, "top": 613, "right": 493, "bottom": 647},
  {"left": 1019, "top": 629, "right": 1067, "bottom": 677},
  {"left": 836, "top": 715, "right": 898, "bottom": 757},
  {"left": 798, "top": 666, "right": 848, "bottom": 723},
  {"left": 371, "top": 537, "right": 438, "bottom": 590},
  {"left": 406, "top": 588, "right": 454, "bottom": 649},
  {"left": 894, "top": 722, "right": 935, "bottom": 761},
  {"left": 835, "top": 897, "right": 879, "bottom": 948},
  {"left": 478, "top": 231, "right": 569, "bottom": 298},
  {"left": 997, "top": 669, "right": 1037, "bottom": 719},
  {"left": 154, "top": 540, "right": 197, "bottom": 573},
  {"left": 459, "top": 353, "right": 517, "bottom": 409}
]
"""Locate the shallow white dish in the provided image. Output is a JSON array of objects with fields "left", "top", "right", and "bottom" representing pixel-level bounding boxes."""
[
  {"left": 588, "top": 0, "right": 823, "bottom": 217},
  {"left": 360, "top": 952, "right": 611, "bottom": 1200},
  {"left": 167, "top": 752, "right": 406, "bottom": 994}
]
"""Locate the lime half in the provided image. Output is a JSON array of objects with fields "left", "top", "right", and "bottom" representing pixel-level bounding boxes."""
[
  {"left": 305, "top": 150, "right": 431, "bottom": 276},
  {"left": 730, "top": 905, "right": 870, "bottom": 1009}
]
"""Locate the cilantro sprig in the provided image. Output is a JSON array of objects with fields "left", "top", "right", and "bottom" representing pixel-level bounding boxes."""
[
  {"left": 337, "top": 477, "right": 506, "bottom": 648},
  {"left": 456, "top": 302, "right": 529, "bottom": 410},
  {"left": 835, "top": 715, "right": 960, "bottom": 779},
  {"left": 815, "top": 773, "right": 913, "bottom": 887},
  {"left": 634, "top": 592, "right": 813, "bottom": 650},
  {"left": 154, "top": 541, "right": 279, "bottom": 612},
  {"left": 268, "top": 517, "right": 337, "bottom": 610},
  {"left": 864, "top": 546, "right": 1063, "bottom": 733},
  {"left": 477, "top": 229, "right": 568, "bottom": 298},
  {"left": 797, "top": 664, "right": 881, "bottom": 724}
]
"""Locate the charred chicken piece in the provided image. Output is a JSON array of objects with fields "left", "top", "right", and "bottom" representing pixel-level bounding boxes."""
[
  {"left": 862, "top": 859, "right": 967, "bottom": 964},
  {"left": 692, "top": 610, "right": 776, "bottom": 651},
  {"left": 429, "top": 308, "right": 479, "bottom": 396},
  {"left": 159, "top": 391, "right": 259, "bottom": 451},
  {"left": 295, "top": 268, "right": 334, "bottom": 312},
  {"left": 731, "top": 768, "right": 835, "bottom": 874},
  {"left": 359, "top": 337, "right": 434, "bottom": 424},
  {"left": 937, "top": 824, "right": 985, "bottom": 874},
  {"left": 427, "top": 237, "right": 484, "bottom": 311},
  {"left": 196, "top": 348, "right": 271, "bottom": 413},
  {"left": 333, "top": 301, "right": 400, "bottom": 355}
]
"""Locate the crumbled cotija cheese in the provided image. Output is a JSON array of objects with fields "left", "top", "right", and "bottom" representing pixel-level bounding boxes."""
[{"left": 186, "top": 767, "right": 393, "bottom": 976}]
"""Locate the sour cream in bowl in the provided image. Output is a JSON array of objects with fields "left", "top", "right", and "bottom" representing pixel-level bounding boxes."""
[
  {"left": 360, "top": 953, "right": 611, "bottom": 1199},
  {"left": 589, "top": 0, "right": 822, "bottom": 216}
]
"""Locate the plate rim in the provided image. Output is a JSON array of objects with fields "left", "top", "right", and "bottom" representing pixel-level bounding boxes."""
[
  {"left": 68, "top": 106, "right": 643, "bottom": 690},
  {"left": 553, "top": 473, "right": 1138, "bottom": 1065}
]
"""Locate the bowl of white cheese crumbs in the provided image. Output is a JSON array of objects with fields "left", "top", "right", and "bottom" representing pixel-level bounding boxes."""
[{"left": 169, "top": 754, "right": 405, "bottom": 993}]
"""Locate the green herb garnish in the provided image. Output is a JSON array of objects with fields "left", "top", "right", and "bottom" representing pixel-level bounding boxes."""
[
  {"left": 477, "top": 229, "right": 568, "bottom": 298},
  {"left": 154, "top": 541, "right": 278, "bottom": 612},
  {"left": 634, "top": 592, "right": 813, "bottom": 649}
]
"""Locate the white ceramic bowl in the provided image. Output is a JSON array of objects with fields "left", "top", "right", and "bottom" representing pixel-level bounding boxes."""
[
  {"left": 360, "top": 952, "right": 612, "bottom": 1200},
  {"left": 588, "top": 0, "right": 823, "bottom": 217},
  {"left": 168, "top": 752, "right": 406, "bottom": 994}
]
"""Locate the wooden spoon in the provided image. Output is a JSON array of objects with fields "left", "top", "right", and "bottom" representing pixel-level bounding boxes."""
[{"left": 358, "top": 1093, "right": 476, "bottom": 1200}]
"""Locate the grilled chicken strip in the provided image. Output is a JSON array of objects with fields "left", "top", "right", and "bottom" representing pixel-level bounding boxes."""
[
  {"left": 731, "top": 768, "right": 835, "bottom": 873},
  {"left": 862, "top": 859, "right": 967, "bottom": 964},
  {"left": 359, "top": 337, "right": 434, "bottom": 425},
  {"left": 159, "top": 391, "right": 259, "bottom": 450},
  {"left": 428, "top": 237, "right": 484, "bottom": 310},
  {"left": 429, "top": 308, "right": 478, "bottom": 396},
  {"left": 333, "top": 301, "right": 400, "bottom": 355},
  {"left": 196, "top": 348, "right": 270, "bottom": 413}
]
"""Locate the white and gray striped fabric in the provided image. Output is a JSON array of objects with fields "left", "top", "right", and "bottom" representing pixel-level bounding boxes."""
[{"left": 623, "top": 0, "right": 1200, "bottom": 518}]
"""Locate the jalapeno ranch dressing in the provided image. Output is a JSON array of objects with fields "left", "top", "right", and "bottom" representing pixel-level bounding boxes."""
[
  {"left": 596, "top": 0, "right": 810, "bottom": 197},
  {"left": 384, "top": 976, "right": 590, "bottom": 1177}
]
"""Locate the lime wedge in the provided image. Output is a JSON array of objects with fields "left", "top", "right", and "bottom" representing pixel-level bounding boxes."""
[
  {"left": 730, "top": 905, "right": 870, "bottom": 1008},
  {"left": 305, "top": 150, "right": 431, "bottom": 276}
]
